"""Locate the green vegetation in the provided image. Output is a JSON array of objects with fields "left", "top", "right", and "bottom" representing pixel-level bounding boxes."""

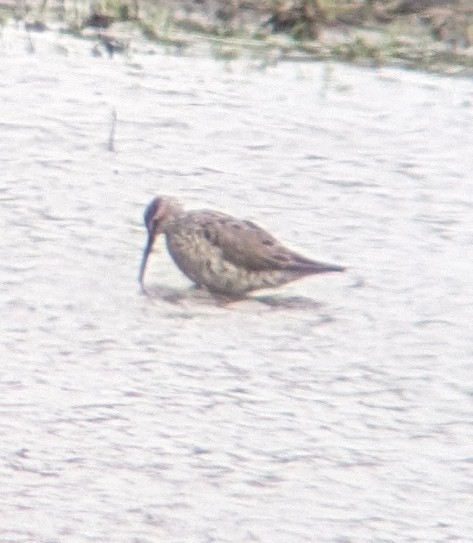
[{"left": 2, "top": 0, "right": 473, "bottom": 75}]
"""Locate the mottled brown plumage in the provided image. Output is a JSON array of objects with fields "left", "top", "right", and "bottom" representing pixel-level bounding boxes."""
[{"left": 138, "top": 196, "right": 345, "bottom": 296}]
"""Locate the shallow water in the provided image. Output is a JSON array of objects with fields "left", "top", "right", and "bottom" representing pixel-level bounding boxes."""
[{"left": 1, "top": 25, "right": 472, "bottom": 543}]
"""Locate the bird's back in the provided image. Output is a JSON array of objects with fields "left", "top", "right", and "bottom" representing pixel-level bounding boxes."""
[{"left": 163, "top": 210, "right": 342, "bottom": 295}]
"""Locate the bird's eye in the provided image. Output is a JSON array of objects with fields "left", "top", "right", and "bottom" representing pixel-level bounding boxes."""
[{"left": 144, "top": 197, "right": 161, "bottom": 228}]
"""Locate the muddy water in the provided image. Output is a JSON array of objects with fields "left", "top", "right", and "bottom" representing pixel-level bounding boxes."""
[{"left": 1, "top": 24, "right": 472, "bottom": 543}]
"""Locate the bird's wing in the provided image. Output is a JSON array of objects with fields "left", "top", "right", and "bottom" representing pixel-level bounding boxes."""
[{"left": 192, "top": 211, "right": 318, "bottom": 271}]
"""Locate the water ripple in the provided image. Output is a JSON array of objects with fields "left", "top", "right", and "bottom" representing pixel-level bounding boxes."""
[{"left": 1, "top": 25, "right": 472, "bottom": 543}]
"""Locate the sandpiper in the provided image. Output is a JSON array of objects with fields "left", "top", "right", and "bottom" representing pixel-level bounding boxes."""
[{"left": 138, "top": 196, "right": 345, "bottom": 297}]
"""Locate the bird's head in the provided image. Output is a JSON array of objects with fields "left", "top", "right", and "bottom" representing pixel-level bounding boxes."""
[{"left": 138, "top": 196, "right": 183, "bottom": 290}]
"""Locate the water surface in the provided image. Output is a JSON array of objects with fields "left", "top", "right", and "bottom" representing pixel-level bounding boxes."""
[{"left": 1, "top": 25, "right": 472, "bottom": 543}]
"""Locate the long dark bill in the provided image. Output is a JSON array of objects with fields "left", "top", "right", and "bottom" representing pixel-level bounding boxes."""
[{"left": 138, "top": 231, "right": 156, "bottom": 289}]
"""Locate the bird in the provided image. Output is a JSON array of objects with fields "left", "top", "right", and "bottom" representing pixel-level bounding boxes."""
[{"left": 138, "top": 196, "right": 345, "bottom": 297}]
